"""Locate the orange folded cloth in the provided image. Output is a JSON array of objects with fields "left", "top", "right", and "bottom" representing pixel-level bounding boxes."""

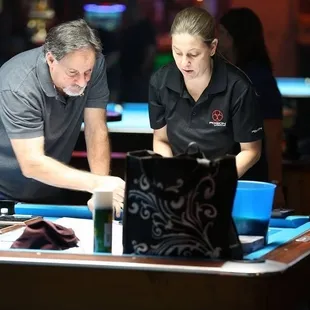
[{"left": 11, "top": 220, "right": 79, "bottom": 250}]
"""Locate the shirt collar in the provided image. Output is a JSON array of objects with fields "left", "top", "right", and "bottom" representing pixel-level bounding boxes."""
[
  {"left": 36, "top": 48, "right": 57, "bottom": 98},
  {"left": 166, "top": 54, "right": 228, "bottom": 96}
]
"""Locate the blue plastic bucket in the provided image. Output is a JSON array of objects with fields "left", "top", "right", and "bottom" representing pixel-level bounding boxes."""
[{"left": 232, "top": 180, "right": 276, "bottom": 238}]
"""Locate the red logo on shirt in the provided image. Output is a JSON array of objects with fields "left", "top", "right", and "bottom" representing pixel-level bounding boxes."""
[{"left": 212, "top": 110, "right": 224, "bottom": 122}]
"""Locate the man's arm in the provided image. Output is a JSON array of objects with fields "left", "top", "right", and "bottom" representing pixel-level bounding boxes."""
[
  {"left": 10, "top": 136, "right": 107, "bottom": 193},
  {"left": 84, "top": 107, "right": 110, "bottom": 175}
]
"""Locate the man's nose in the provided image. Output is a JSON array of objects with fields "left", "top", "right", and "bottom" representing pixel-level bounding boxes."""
[{"left": 75, "top": 74, "right": 87, "bottom": 87}]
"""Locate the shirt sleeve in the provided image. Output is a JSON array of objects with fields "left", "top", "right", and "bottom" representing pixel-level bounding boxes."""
[
  {"left": 232, "top": 85, "right": 264, "bottom": 143},
  {"left": 85, "top": 54, "right": 110, "bottom": 109},
  {"left": 0, "top": 90, "right": 43, "bottom": 139},
  {"left": 148, "top": 74, "right": 166, "bottom": 129}
]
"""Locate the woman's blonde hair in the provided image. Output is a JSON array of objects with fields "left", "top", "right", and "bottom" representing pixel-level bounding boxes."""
[{"left": 170, "top": 7, "right": 215, "bottom": 45}]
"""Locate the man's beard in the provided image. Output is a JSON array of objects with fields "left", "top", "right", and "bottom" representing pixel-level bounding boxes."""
[{"left": 63, "top": 85, "right": 86, "bottom": 97}]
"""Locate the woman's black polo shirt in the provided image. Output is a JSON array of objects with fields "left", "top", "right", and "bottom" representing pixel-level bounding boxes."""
[{"left": 148, "top": 55, "right": 268, "bottom": 181}]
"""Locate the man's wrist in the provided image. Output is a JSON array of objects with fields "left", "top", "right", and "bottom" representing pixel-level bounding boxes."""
[
  {"left": 90, "top": 169, "right": 110, "bottom": 176},
  {"left": 88, "top": 174, "right": 102, "bottom": 193}
]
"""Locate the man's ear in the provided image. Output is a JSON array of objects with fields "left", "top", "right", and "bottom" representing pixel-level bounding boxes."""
[{"left": 46, "top": 52, "right": 56, "bottom": 67}]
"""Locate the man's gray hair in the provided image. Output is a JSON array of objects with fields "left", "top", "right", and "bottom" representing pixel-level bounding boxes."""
[{"left": 43, "top": 19, "right": 102, "bottom": 60}]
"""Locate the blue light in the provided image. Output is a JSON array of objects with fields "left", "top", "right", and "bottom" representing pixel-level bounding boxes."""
[{"left": 84, "top": 4, "right": 126, "bottom": 14}]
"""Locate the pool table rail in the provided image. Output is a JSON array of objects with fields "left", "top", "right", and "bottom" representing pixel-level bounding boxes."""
[
  {"left": 0, "top": 248, "right": 290, "bottom": 277},
  {"left": 263, "top": 229, "right": 310, "bottom": 266}
]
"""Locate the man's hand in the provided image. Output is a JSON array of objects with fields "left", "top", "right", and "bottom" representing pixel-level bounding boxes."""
[{"left": 88, "top": 176, "right": 125, "bottom": 217}]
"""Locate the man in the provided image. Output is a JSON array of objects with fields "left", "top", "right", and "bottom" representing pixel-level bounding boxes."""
[{"left": 0, "top": 19, "right": 124, "bottom": 213}]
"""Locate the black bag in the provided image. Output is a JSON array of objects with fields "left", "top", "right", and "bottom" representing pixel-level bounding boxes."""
[{"left": 123, "top": 145, "right": 243, "bottom": 260}]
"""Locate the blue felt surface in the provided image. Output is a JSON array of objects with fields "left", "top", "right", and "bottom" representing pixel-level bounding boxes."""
[
  {"left": 269, "top": 215, "right": 310, "bottom": 228},
  {"left": 268, "top": 228, "right": 282, "bottom": 236},
  {"left": 15, "top": 203, "right": 92, "bottom": 219}
]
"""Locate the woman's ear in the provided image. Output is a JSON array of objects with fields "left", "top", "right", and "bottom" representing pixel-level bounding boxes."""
[{"left": 210, "top": 39, "right": 218, "bottom": 56}]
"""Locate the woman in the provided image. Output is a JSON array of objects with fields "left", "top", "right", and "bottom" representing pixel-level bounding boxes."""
[
  {"left": 148, "top": 7, "right": 263, "bottom": 180},
  {"left": 218, "top": 8, "right": 285, "bottom": 206}
]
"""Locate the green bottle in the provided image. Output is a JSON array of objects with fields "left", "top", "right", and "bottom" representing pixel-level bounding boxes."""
[{"left": 93, "top": 189, "right": 113, "bottom": 253}]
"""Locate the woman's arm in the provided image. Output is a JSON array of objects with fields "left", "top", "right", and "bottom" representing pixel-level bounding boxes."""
[
  {"left": 149, "top": 69, "right": 172, "bottom": 156},
  {"left": 236, "top": 140, "right": 261, "bottom": 178},
  {"left": 153, "top": 125, "right": 173, "bottom": 157}
]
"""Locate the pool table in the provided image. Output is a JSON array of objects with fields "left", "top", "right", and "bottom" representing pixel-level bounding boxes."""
[
  {"left": 82, "top": 103, "right": 152, "bottom": 134},
  {"left": 0, "top": 203, "right": 309, "bottom": 310},
  {"left": 276, "top": 77, "right": 310, "bottom": 98}
]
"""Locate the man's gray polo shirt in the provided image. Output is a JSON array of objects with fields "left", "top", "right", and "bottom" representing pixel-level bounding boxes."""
[{"left": 0, "top": 46, "right": 109, "bottom": 202}]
